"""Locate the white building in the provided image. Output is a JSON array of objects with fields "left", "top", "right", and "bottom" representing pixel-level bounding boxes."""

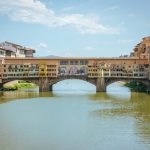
[{"left": 0, "top": 41, "right": 35, "bottom": 58}]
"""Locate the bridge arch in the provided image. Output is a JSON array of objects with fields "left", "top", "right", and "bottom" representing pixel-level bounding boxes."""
[
  {"left": 2, "top": 78, "right": 39, "bottom": 86},
  {"left": 0, "top": 78, "right": 40, "bottom": 91},
  {"left": 49, "top": 76, "right": 96, "bottom": 86},
  {"left": 105, "top": 78, "right": 150, "bottom": 92},
  {"left": 1, "top": 77, "right": 150, "bottom": 93},
  {"left": 38, "top": 76, "right": 98, "bottom": 92},
  {"left": 105, "top": 78, "right": 149, "bottom": 87},
  {"left": 52, "top": 79, "right": 96, "bottom": 93}
]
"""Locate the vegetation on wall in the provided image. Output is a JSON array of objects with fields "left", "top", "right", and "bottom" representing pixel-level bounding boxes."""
[
  {"left": 124, "top": 81, "right": 147, "bottom": 92},
  {"left": 3, "top": 81, "right": 37, "bottom": 90}
]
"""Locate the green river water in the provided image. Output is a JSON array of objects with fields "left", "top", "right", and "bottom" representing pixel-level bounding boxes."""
[{"left": 0, "top": 80, "right": 150, "bottom": 150}]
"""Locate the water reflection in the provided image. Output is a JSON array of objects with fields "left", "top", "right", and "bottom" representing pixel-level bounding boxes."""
[
  {"left": 0, "top": 81, "right": 150, "bottom": 150},
  {"left": 0, "top": 88, "right": 58, "bottom": 104},
  {"left": 90, "top": 91, "right": 150, "bottom": 146}
]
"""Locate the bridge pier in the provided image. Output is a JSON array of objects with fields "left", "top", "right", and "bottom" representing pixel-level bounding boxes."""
[
  {"left": 39, "top": 78, "right": 52, "bottom": 92},
  {"left": 49, "top": 84, "right": 53, "bottom": 91},
  {"left": 0, "top": 83, "right": 3, "bottom": 91},
  {"left": 96, "top": 77, "right": 106, "bottom": 92},
  {"left": 146, "top": 82, "right": 150, "bottom": 94}
]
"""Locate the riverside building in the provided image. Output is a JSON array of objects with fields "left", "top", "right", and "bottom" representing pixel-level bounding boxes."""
[{"left": 0, "top": 41, "right": 35, "bottom": 58}]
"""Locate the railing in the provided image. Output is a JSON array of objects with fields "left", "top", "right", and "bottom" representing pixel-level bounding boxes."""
[{"left": 1, "top": 70, "right": 149, "bottom": 79}]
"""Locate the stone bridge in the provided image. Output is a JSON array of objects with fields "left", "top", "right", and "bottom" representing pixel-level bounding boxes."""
[{"left": 1, "top": 75, "right": 150, "bottom": 92}]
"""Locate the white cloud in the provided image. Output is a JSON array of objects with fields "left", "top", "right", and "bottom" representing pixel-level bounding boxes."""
[
  {"left": 0, "top": 0, "right": 119, "bottom": 34},
  {"left": 62, "top": 6, "right": 75, "bottom": 12},
  {"left": 84, "top": 46, "right": 94, "bottom": 51},
  {"left": 117, "top": 39, "right": 134, "bottom": 44},
  {"left": 47, "top": 50, "right": 52, "bottom": 53},
  {"left": 64, "top": 52, "right": 73, "bottom": 57},
  {"left": 34, "top": 48, "right": 52, "bottom": 57},
  {"left": 39, "top": 42, "right": 47, "bottom": 48},
  {"left": 106, "top": 6, "right": 119, "bottom": 11}
]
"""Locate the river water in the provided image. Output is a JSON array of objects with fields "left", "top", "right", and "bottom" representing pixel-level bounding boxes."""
[{"left": 0, "top": 80, "right": 150, "bottom": 150}]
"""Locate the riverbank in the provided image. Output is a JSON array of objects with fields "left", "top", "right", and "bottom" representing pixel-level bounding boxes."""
[{"left": 3, "top": 80, "right": 37, "bottom": 91}]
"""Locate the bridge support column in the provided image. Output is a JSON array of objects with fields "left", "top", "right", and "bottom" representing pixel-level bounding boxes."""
[
  {"left": 96, "top": 77, "right": 106, "bottom": 92},
  {"left": 0, "top": 83, "right": 3, "bottom": 91},
  {"left": 49, "top": 84, "right": 53, "bottom": 92},
  {"left": 39, "top": 78, "right": 52, "bottom": 92}
]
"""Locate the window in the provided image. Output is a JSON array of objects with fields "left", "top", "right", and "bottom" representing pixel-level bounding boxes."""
[
  {"left": 70, "top": 60, "right": 79, "bottom": 65},
  {"left": 0, "top": 50, "right": 5, "bottom": 55},
  {"left": 19, "top": 50, "right": 24, "bottom": 54},
  {"left": 80, "top": 60, "right": 88, "bottom": 65},
  {"left": 60, "top": 61, "right": 68, "bottom": 65}
]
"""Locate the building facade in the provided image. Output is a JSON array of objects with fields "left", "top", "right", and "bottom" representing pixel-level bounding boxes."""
[
  {"left": 0, "top": 41, "right": 35, "bottom": 58},
  {"left": 131, "top": 36, "right": 150, "bottom": 59},
  {"left": 0, "top": 58, "right": 149, "bottom": 83}
]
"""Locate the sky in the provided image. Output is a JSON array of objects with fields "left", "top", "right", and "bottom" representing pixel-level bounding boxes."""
[{"left": 0, "top": 0, "right": 150, "bottom": 57}]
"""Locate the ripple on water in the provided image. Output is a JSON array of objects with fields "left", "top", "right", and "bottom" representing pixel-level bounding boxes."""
[{"left": 0, "top": 80, "right": 150, "bottom": 150}]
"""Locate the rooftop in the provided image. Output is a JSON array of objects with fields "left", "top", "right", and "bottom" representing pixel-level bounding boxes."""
[{"left": 0, "top": 41, "right": 36, "bottom": 52}]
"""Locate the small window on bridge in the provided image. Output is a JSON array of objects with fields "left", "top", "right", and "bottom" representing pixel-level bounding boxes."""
[
  {"left": 70, "top": 60, "right": 79, "bottom": 65},
  {"left": 60, "top": 61, "right": 68, "bottom": 65},
  {"left": 80, "top": 60, "right": 88, "bottom": 65}
]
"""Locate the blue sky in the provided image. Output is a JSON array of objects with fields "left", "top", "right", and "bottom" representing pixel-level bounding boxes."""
[{"left": 0, "top": 0, "right": 150, "bottom": 57}]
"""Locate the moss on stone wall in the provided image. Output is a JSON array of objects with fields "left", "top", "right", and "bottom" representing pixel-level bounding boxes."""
[
  {"left": 124, "top": 81, "right": 147, "bottom": 92},
  {"left": 3, "top": 81, "right": 37, "bottom": 90}
]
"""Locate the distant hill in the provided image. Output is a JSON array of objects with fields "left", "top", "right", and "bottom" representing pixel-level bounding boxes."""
[{"left": 35, "top": 55, "right": 63, "bottom": 58}]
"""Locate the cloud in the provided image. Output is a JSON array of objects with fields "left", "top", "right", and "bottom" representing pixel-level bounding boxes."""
[
  {"left": 64, "top": 52, "right": 73, "bottom": 57},
  {"left": 117, "top": 39, "right": 134, "bottom": 44},
  {"left": 106, "top": 6, "right": 119, "bottom": 11},
  {"left": 62, "top": 6, "right": 75, "bottom": 12},
  {"left": 0, "top": 0, "right": 119, "bottom": 34},
  {"left": 39, "top": 42, "right": 47, "bottom": 48},
  {"left": 84, "top": 46, "right": 94, "bottom": 51},
  {"left": 34, "top": 48, "right": 52, "bottom": 57}
]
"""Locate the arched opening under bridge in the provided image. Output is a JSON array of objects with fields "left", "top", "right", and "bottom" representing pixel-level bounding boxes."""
[
  {"left": 106, "top": 81, "right": 131, "bottom": 99},
  {"left": 105, "top": 78, "right": 148, "bottom": 93},
  {"left": 53, "top": 79, "right": 96, "bottom": 94},
  {"left": 2, "top": 80, "right": 38, "bottom": 91}
]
